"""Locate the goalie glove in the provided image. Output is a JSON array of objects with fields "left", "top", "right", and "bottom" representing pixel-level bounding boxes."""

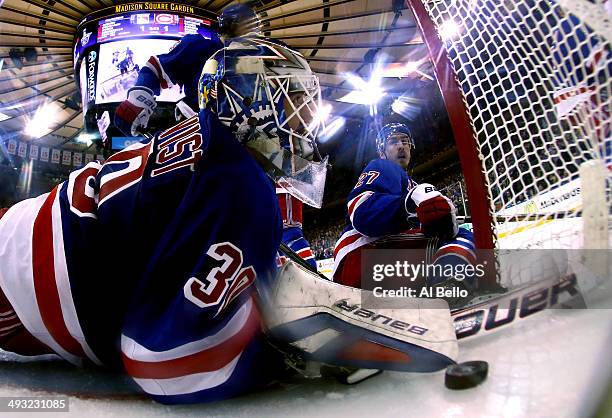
[
  {"left": 114, "top": 87, "right": 157, "bottom": 136},
  {"left": 406, "top": 183, "right": 458, "bottom": 240}
]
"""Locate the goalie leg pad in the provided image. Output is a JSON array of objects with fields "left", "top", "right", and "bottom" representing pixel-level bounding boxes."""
[
  {"left": 269, "top": 312, "right": 455, "bottom": 372},
  {"left": 264, "top": 261, "right": 458, "bottom": 373},
  {"left": 431, "top": 228, "right": 478, "bottom": 288}
]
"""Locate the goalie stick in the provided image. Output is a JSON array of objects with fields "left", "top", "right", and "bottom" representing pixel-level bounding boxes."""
[
  {"left": 449, "top": 268, "right": 605, "bottom": 340},
  {"left": 282, "top": 240, "right": 601, "bottom": 343},
  {"left": 453, "top": 160, "right": 610, "bottom": 339}
]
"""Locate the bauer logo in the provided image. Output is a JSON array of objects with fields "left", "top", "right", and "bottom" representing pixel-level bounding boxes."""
[
  {"left": 333, "top": 300, "right": 428, "bottom": 335},
  {"left": 453, "top": 273, "right": 579, "bottom": 339}
]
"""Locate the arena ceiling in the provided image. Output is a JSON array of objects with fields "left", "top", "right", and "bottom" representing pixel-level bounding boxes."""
[{"left": 0, "top": 0, "right": 432, "bottom": 153}]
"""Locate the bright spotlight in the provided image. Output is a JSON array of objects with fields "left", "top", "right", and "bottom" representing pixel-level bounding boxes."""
[
  {"left": 318, "top": 103, "right": 333, "bottom": 121},
  {"left": 338, "top": 72, "right": 386, "bottom": 105},
  {"left": 337, "top": 90, "right": 385, "bottom": 105},
  {"left": 344, "top": 73, "right": 369, "bottom": 91},
  {"left": 314, "top": 103, "right": 333, "bottom": 125},
  {"left": 24, "top": 103, "right": 58, "bottom": 138},
  {"left": 308, "top": 102, "right": 333, "bottom": 133},
  {"left": 439, "top": 20, "right": 461, "bottom": 41},
  {"left": 391, "top": 96, "right": 421, "bottom": 120},
  {"left": 404, "top": 61, "right": 419, "bottom": 73},
  {"left": 76, "top": 132, "right": 95, "bottom": 146}
]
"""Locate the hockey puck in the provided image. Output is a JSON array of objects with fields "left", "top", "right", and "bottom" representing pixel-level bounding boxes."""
[{"left": 444, "top": 361, "right": 488, "bottom": 390}]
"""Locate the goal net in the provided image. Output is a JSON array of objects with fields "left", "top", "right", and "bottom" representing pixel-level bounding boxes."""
[{"left": 407, "top": 0, "right": 611, "bottom": 254}]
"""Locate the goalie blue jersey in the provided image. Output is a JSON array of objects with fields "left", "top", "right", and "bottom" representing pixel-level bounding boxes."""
[
  {"left": 137, "top": 33, "right": 223, "bottom": 110},
  {"left": 0, "top": 110, "right": 282, "bottom": 404}
]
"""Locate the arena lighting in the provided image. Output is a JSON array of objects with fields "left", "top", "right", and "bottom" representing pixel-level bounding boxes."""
[
  {"left": 381, "top": 61, "right": 420, "bottom": 78},
  {"left": 337, "top": 72, "right": 385, "bottom": 105},
  {"left": 309, "top": 102, "right": 333, "bottom": 132},
  {"left": 76, "top": 133, "right": 95, "bottom": 146},
  {"left": 392, "top": 96, "right": 421, "bottom": 120},
  {"left": 318, "top": 116, "right": 345, "bottom": 143},
  {"left": 24, "top": 103, "right": 58, "bottom": 138},
  {"left": 438, "top": 20, "right": 461, "bottom": 41}
]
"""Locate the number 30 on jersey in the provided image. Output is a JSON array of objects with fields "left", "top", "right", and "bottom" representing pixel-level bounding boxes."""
[{"left": 183, "top": 242, "right": 256, "bottom": 315}]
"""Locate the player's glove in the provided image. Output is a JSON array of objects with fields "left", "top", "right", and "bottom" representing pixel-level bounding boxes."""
[
  {"left": 406, "top": 183, "right": 458, "bottom": 240},
  {"left": 114, "top": 87, "right": 157, "bottom": 136}
]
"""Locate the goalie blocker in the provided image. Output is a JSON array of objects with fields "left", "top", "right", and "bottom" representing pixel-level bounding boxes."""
[{"left": 264, "top": 261, "right": 458, "bottom": 372}]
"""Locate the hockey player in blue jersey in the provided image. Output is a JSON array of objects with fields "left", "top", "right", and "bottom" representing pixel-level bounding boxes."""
[
  {"left": 114, "top": 3, "right": 318, "bottom": 271},
  {"left": 0, "top": 38, "right": 459, "bottom": 404},
  {"left": 333, "top": 123, "right": 477, "bottom": 289},
  {"left": 0, "top": 36, "right": 327, "bottom": 404}
]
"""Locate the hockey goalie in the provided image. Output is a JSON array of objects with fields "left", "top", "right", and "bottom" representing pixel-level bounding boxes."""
[{"left": 0, "top": 37, "right": 458, "bottom": 404}]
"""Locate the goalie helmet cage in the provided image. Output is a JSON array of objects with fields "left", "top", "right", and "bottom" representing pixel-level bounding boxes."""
[{"left": 405, "top": 0, "right": 611, "bottom": 283}]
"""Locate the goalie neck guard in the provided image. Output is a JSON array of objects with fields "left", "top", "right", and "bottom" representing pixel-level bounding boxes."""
[{"left": 198, "top": 36, "right": 327, "bottom": 208}]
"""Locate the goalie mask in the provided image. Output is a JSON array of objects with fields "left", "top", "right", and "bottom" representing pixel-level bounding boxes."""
[{"left": 198, "top": 36, "right": 327, "bottom": 208}]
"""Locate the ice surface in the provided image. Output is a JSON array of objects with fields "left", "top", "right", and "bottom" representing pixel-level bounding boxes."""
[{"left": 0, "top": 307, "right": 610, "bottom": 417}]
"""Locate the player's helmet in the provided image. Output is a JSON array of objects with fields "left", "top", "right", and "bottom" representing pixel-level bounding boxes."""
[
  {"left": 216, "top": 3, "right": 262, "bottom": 38},
  {"left": 198, "top": 36, "right": 327, "bottom": 208},
  {"left": 376, "top": 123, "right": 414, "bottom": 155}
]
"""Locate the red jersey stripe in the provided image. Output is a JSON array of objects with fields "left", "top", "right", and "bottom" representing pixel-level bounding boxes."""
[
  {"left": 122, "top": 303, "right": 261, "bottom": 379},
  {"left": 147, "top": 56, "right": 168, "bottom": 89},
  {"left": 434, "top": 245, "right": 477, "bottom": 265},
  {"left": 32, "top": 187, "right": 86, "bottom": 359},
  {"left": 333, "top": 232, "right": 362, "bottom": 259}
]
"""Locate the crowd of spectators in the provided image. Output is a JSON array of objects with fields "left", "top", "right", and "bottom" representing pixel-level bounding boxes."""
[
  {"left": 304, "top": 222, "right": 345, "bottom": 260},
  {"left": 486, "top": 123, "right": 589, "bottom": 210},
  {"left": 436, "top": 173, "right": 468, "bottom": 217}
]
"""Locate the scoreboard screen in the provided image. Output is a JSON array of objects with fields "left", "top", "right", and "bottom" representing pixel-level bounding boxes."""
[
  {"left": 73, "top": 4, "right": 218, "bottom": 150},
  {"left": 97, "top": 13, "right": 211, "bottom": 42},
  {"left": 76, "top": 12, "right": 217, "bottom": 110}
]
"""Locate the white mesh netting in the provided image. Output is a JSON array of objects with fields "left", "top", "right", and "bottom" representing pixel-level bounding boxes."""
[{"left": 420, "top": 0, "right": 611, "bottom": 250}]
